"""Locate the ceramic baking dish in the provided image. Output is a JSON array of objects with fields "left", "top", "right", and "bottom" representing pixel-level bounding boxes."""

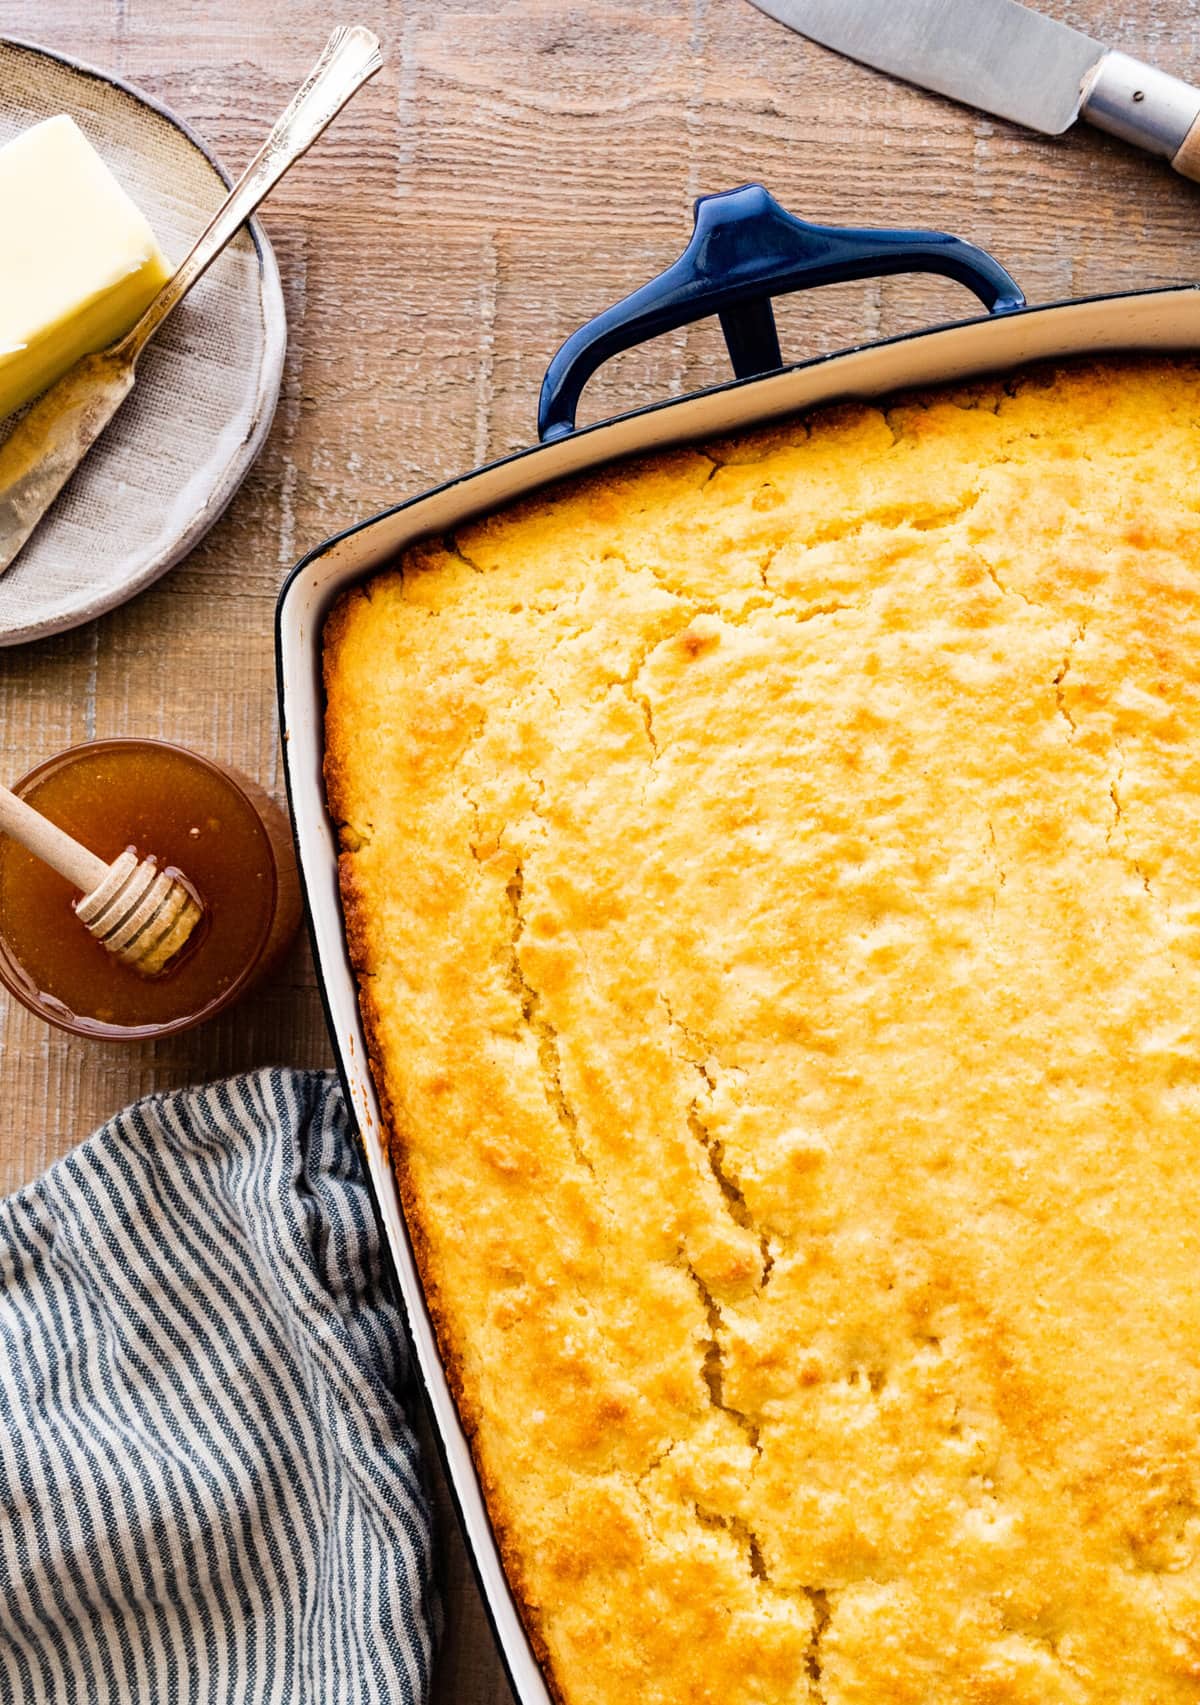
[{"left": 275, "top": 183, "right": 1200, "bottom": 1703}]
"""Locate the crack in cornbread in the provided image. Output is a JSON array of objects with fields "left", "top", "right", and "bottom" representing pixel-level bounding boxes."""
[{"left": 324, "top": 359, "right": 1200, "bottom": 1703}]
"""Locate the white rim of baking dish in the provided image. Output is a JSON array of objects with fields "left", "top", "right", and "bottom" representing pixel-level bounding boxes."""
[
  {"left": 0, "top": 36, "right": 286, "bottom": 648},
  {"left": 277, "top": 279, "right": 1200, "bottom": 1705}
]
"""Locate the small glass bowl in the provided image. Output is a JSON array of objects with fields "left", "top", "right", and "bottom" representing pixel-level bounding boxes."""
[{"left": 0, "top": 738, "right": 302, "bottom": 1040}]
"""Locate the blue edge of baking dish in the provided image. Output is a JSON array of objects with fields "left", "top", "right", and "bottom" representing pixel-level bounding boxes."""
[{"left": 272, "top": 182, "right": 1074, "bottom": 1696}]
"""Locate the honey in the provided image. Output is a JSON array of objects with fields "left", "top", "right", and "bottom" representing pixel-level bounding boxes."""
[{"left": 0, "top": 740, "right": 299, "bottom": 1037}]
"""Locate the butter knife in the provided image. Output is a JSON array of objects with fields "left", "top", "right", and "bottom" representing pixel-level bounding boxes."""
[
  {"left": 0, "top": 24, "right": 383, "bottom": 577},
  {"left": 747, "top": 0, "right": 1200, "bottom": 182}
]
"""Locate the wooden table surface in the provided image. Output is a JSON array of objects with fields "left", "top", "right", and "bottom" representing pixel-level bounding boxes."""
[{"left": 2, "top": 0, "right": 1198, "bottom": 1697}]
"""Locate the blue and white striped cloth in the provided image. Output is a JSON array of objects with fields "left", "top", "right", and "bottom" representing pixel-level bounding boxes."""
[{"left": 0, "top": 1069, "right": 436, "bottom": 1704}]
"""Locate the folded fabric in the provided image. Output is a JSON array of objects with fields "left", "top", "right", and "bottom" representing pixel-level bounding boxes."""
[{"left": 0, "top": 1068, "right": 436, "bottom": 1704}]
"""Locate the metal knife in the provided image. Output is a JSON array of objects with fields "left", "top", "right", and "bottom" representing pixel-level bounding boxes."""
[{"left": 747, "top": 0, "right": 1200, "bottom": 183}]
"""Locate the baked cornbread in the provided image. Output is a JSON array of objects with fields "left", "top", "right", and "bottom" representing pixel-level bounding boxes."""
[{"left": 325, "top": 357, "right": 1200, "bottom": 1704}]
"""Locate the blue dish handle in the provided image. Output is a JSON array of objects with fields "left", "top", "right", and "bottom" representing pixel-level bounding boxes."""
[{"left": 537, "top": 183, "right": 1025, "bottom": 441}]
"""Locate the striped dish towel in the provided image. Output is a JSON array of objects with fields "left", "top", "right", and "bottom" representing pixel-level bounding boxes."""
[{"left": 0, "top": 1069, "right": 436, "bottom": 1704}]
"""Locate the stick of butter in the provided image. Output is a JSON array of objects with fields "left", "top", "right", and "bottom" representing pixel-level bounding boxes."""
[{"left": 0, "top": 115, "right": 171, "bottom": 421}]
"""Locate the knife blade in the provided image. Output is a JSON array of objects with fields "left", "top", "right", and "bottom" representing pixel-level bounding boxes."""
[{"left": 748, "top": 0, "right": 1200, "bottom": 182}]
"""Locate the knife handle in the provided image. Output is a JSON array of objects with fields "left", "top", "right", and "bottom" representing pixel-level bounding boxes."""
[{"left": 1081, "top": 51, "right": 1200, "bottom": 184}]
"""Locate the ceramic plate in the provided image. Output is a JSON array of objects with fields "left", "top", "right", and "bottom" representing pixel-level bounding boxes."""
[{"left": 0, "top": 38, "right": 286, "bottom": 646}]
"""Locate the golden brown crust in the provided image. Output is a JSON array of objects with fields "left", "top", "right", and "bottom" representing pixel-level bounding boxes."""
[
  {"left": 324, "top": 356, "right": 1200, "bottom": 1704},
  {"left": 327, "top": 704, "right": 569, "bottom": 1698}
]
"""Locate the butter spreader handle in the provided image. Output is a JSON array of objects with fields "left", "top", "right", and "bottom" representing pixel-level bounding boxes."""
[{"left": 121, "top": 24, "right": 383, "bottom": 361}]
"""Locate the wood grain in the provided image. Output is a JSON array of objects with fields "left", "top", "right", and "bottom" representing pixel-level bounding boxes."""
[{"left": 1, "top": 0, "right": 1197, "bottom": 1698}]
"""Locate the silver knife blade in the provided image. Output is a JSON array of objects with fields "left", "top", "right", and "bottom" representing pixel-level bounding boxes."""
[{"left": 747, "top": 0, "right": 1105, "bottom": 135}]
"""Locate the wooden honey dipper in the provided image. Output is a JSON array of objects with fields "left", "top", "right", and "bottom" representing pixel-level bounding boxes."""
[{"left": 0, "top": 782, "right": 203, "bottom": 977}]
